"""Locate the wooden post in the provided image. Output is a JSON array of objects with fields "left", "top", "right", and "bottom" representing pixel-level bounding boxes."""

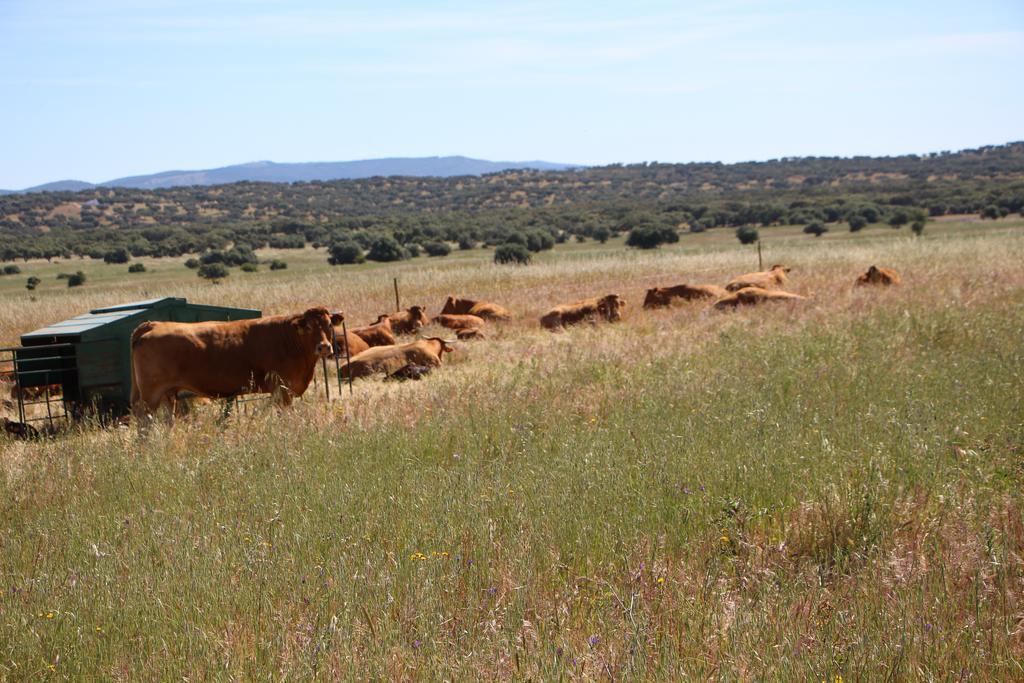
[
  {"left": 341, "top": 318, "right": 354, "bottom": 396},
  {"left": 757, "top": 239, "right": 763, "bottom": 271},
  {"left": 393, "top": 277, "right": 401, "bottom": 312}
]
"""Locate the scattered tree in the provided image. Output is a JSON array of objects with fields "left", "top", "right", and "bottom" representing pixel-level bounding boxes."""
[
  {"left": 803, "top": 221, "right": 828, "bottom": 237},
  {"left": 67, "top": 271, "right": 86, "bottom": 287},
  {"left": 736, "top": 226, "right": 760, "bottom": 245},
  {"left": 26, "top": 276, "right": 40, "bottom": 290},
  {"left": 269, "top": 259, "right": 288, "bottom": 270},
  {"left": 128, "top": 263, "right": 146, "bottom": 273},
  {"left": 625, "top": 224, "right": 679, "bottom": 249},
  {"left": 848, "top": 215, "right": 867, "bottom": 232},
  {"left": 103, "top": 247, "right": 130, "bottom": 264},
  {"left": 911, "top": 220, "right": 925, "bottom": 236},
  {"left": 366, "top": 236, "right": 408, "bottom": 262},
  {"left": 423, "top": 241, "right": 451, "bottom": 257},
  {"left": 184, "top": 258, "right": 200, "bottom": 269},
  {"left": 198, "top": 263, "right": 229, "bottom": 283},
  {"left": 327, "top": 241, "right": 365, "bottom": 265},
  {"left": 2, "top": 264, "right": 21, "bottom": 275},
  {"left": 240, "top": 262, "right": 259, "bottom": 272},
  {"left": 494, "top": 243, "right": 531, "bottom": 265}
]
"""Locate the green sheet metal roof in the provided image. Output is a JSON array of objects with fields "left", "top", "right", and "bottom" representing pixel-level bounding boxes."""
[
  {"left": 91, "top": 297, "right": 185, "bottom": 314},
  {"left": 21, "top": 308, "right": 148, "bottom": 339}
]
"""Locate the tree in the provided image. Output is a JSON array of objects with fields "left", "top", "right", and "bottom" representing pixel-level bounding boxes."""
[
  {"left": 128, "top": 263, "right": 146, "bottom": 273},
  {"left": 67, "top": 271, "right": 86, "bottom": 287},
  {"left": 367, "top": 236, "right": 408, "bottom": 262},
  {"left": 494, "top": 243, "right": 531, "bottom": 265},
  {"left": 2, "top": 264, "right": 20, "bottom": 275},
  {"left": 593, "top": 226, "right": 611, "bottom": 243},
  {"left": 327, "top": 241, "right": 365, "bottom": 265},
  {"left": 423, "top": 241, "right": 451, "bottom": 257},
  {"left": 198, "top": 263, "right": 229, "bottom": 283},
  {"left": 103, "top": 247, "right": 130, "bottom": 264},
  {"left": 803, "top": 221, "right": 828, "bottom": 237},
  {"left": 26, "top": 276, "right": 40, "bottom": 290},
  {"left": 848, "top": 215, "right": 867, "bottom": 232},
  {"left": 888, "top": 209, "right": 911, "bottom": 229},
  {"left": 184, "top": 258, "right": 200, "bottom": 269},
  {"left": 625, "top": 224, "right": 679, "bottom": 249},
  {"left": 269, "top": 259, "right": 288, "bottom": 270},
  {"left": 911, "top": 220, "right": 925, "bottom": 236},
  {"left": 736, "top": 226, "right": 759, "bottom": 245},
  {"left": 525, "top": 231, "right": 555, "bottom": 252}
]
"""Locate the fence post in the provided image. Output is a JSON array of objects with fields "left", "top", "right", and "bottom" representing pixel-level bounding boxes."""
[
  {"left": 341, "top": 318, "right": 354, "bottom": 396},
  {"left": 757, "top": 240, "right": 763, "bottom": 270},
  {"left": 393, "top": 277, "right": 401, "bottom": 312}
]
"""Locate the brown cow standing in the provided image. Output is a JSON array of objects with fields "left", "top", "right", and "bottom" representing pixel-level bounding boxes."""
[
  {"left": 440, "top": 296, "right": 513, "bottom": 321},
  {"left": 131, "top": 307, "right": 342, "bottom": 418},
  {"left": 433, "top": 313, "right": 485, "bottom": 332},
  {"left": 643, "top": 284, "right": 728, "bottom": 309},
  {"left": 340, "top": 338, "right": 456, "bottom": 379},
  {"left": 350, "top": 314, "right": 396, "bottom": 347},
  {"left": 387, "top": 306, "right": 430, "bottom": 334},
  {"left": 713, "top": 287, "right": 806, "bottom": 309},
  {"left": 725, "top": 265, "right": 792, "bottom": 292},
  {"left": 540, "top": 294, "right": 625, "bottom": 330},
  {"left": 856, "top": 265, "right": 901, "bottom": 286}
]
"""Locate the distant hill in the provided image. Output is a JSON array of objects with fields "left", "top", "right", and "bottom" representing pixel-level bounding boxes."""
[{"left": 9, "top": 156, "right": 578, "bottom": 193}]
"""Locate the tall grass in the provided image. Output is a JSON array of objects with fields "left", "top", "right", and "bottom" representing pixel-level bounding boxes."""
[{"left": 1, "top": 224, "right": 1023, "bottom": 678}]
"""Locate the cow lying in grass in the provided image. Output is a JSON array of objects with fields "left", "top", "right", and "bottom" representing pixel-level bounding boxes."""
[
  {"left": 725, "top": 264, "right": 792, "bottom": 292},
  {"left": 643, "top": 284, "right": 728, "bottom": 309},
  {"left": 433, "top": 313, "right": 485, "bottom": 332},
  {"left": 856, "top": 265, "right": 901, "bottom": 286},
  {"left": 713, "top": 287, "right": 806, "bottom": 309},
  {"left": 351, "top": 314, "right": 396, "bottom": 346},
  {"left": 340, "top": 338, "right": 456, "bottom": 380},
  {"left": 441, "top": 296, "right": 513, "bottom": 321},
  {"left": 386, "top": 306, "right": 430, "bottom": 335},
  {"left": 540, "top": 294, "right": 625, "bottom": 330}
]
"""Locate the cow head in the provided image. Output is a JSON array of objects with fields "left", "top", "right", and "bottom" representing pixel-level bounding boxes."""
[
  {"left": 424, "top": 337, "right": 456, "bottom": 355},
  {"left": 598, "top": 294, "right": 625, "bottom": 321},
  {"left": 294, "top": 307, "right": 339, "bottom": 359},
  {"left": 643, "top": 288, "right": 666, "bottom": 308},
  {"left": 770, "top": 264, "right": 792, "bottom": 274},
  {"left": 374, "top": 314, "right": 391, "bottom": 325},
  {"left": 407, "top": 305, "right": 429, "bottom": 330}
]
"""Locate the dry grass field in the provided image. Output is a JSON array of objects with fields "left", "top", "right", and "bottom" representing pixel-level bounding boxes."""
[{"left": 1, "top": 219, "right": 1023, "bottom": 679}]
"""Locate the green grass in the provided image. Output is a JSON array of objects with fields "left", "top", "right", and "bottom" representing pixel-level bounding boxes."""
[{"left": 2, "top": 285, "right": 1022, "bottom": 678}]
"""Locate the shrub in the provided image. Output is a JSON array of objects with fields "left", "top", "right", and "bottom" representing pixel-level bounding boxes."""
[
  {"left": 128, "top": 263, "right": 146, "bottom": 273},
  {"left": 626, "top": 224, "right": 679, "bottom": 249},
  {"left": 494, "top": 243, "right": 531, "bottom": 265},
  {"left": 26, "top": 276, "right": 40, "bottom": 290},
  {"left": 269, "top": 260, "right": 288, "bottom": 270},
  {"left": 736, "top": 226, "right": 760, "bottom": 245},
  {"left": 328, "top": 241, "right": 365, "bottom": 265},
  {"left": 367, "top": 236, "right": 408, "bottom": 262},
  {"left": 688, "top": 222, "right": 706, "bottom": 234},
  {"left": 803, "top": 222, "right": 828, "bottom": 237},
  {"left": 981, "top": 205, "right": 1000, "bottom": 219},
  {"left": 103, "top": 247, "right": 130, "bottom": 264},
  {"left": 240, "top": 262, "right": 259, "bottom": 272},
  {"left": 423, "top": 241, "right": 451, "bottom": 257},
  {"left": 526, "top": 231, "right": 555, "bottom": 252},
  {"left": 184, "top": 258, "right": 200, "bottom": 269},
  {"left": 848, "top": 215, "right": 867, "bottom": 232},
  {"left": 405, "top": 242, "right": 421, "bottom": 258},
  {"left": 198, "top": 263, "right": 229, "bottom": 283},
  {"left": 67, "top": 271, "right": 86, "bottom": 287},
  {"left": 458, "top": 237, "right": 476, "bottom": 251},
  {"left": 3, "top": 264, "right": 21, "bottom": 275},
  {"left": 911, "top": 220, "right": 925, "bottom": 236},
  {"left": 593, "top": 226, "right": 611, "bottom": 243},
  {"left": 888, "top": 209, "right": 911, "bottom": 229}
]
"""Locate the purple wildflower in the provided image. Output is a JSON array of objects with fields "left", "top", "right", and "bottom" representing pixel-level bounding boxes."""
[{"left": 588, "top": 635, "right": 600, "bottom": 647}]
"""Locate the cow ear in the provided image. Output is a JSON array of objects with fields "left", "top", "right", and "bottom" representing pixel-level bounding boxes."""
[
  {"left": 293, "top": 318, "right": 308, "bottom": 333},
  {"left": 330, "top": 312, "right": 345, "bottom": 325}
]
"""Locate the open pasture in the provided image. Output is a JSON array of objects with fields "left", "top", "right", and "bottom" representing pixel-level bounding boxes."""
[{"left": 1, "top": 220, "right": 1023, "bottom": 679}]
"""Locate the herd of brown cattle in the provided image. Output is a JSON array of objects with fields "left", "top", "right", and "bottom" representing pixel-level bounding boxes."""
[{"left": 8, "top": 263, "right": 892, "bottom": 421}]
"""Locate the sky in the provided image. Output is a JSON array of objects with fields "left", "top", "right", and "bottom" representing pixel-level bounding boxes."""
[{"left": 1, "top": 0, "right": 1022, "bottom": 189}]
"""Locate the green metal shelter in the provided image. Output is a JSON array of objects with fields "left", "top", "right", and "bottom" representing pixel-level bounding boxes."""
[{"left": 14, "top": 297, "right": 261, "bottom": 419}]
